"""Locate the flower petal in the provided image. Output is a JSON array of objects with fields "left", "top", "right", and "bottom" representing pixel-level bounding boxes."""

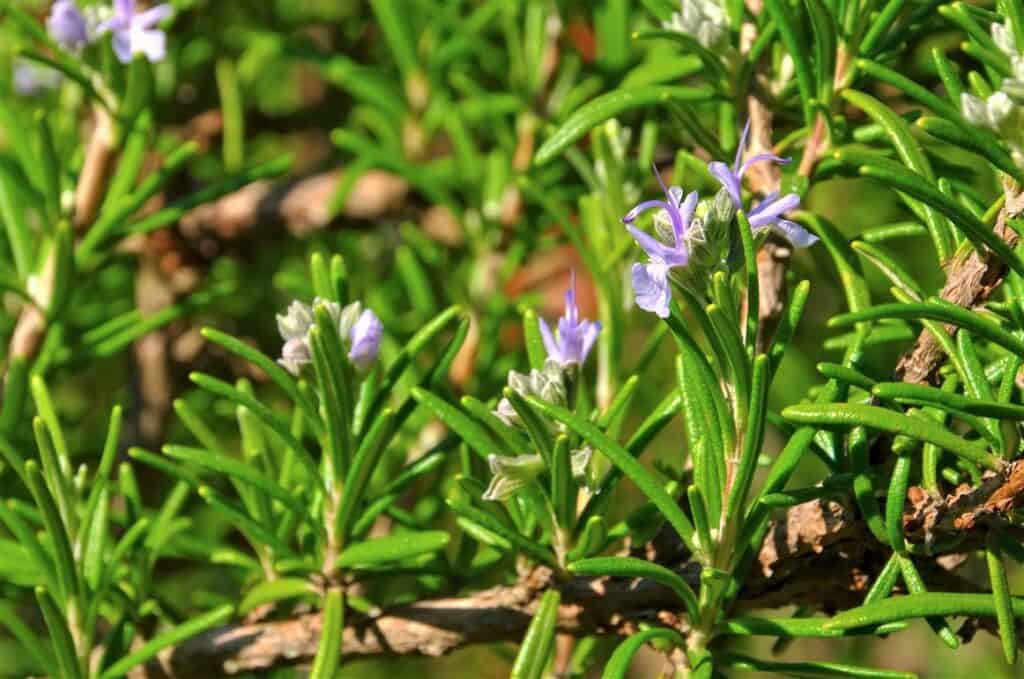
[
  {"left": 623, "top": 199, "right": 671, "bottom": 223},
  {"left": 115, "top": 0, "right": 135, "bottom": 21},
  {"left": 538, "top": 317, "right": 561, "bottom": 363},
  {"left": 734, "top": 118, "right": 751, "bottom": 170},
  {"left": 111, "top": 29, "right": 133, "bottom": 63},
  {"left": 626, "top": 225, "right": 687, "bottom": 266},
  {"left": 738, "top": 152, "right": 791, "bottom": 179},
  {"left": 761, "top": 218, "right": 819, "bottom": 248},
  {"left": 631, "top": 261, "right": 672, "bottom": 318},
  {"left": 135, "top": 4, "right": 173, "bottom": 28},
  {"left": 708, "top": 160, "right": 741, "bottom": 208},
  {"left": 748, "top": 192, "right": 800, "bottom": 226},
  {"left": 580, "top": 321, "right": 601, "bottom": 362}
]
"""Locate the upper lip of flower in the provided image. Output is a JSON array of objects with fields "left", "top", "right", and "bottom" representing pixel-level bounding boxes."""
[
  {"left": 708, "top": 119, "right": 791, "bottom": 208},
  {"left": 539, "top": 271, "right": 601, "bottom": 365},
  {"left": 622, "top": 165, "right": 697, "bottom": 266}
]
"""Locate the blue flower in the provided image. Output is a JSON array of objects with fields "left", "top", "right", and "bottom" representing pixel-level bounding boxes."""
[
  {"left": 708, "top": 120, "right": 817, "bottom": 248},
  {"left": 99, "top": 0, "right": 173, "bottom": 64},
  {"left": 47, "top": 0, "right": 89, "bottom": 51},
  {"left": 622, "top": 167, "right": 699, "bottom": 318},
  {"left": 539, "top": 272, "right": 601, "bottom": 368}
]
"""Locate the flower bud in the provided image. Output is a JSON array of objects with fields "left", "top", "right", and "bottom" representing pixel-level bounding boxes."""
[
  {"left": 276, "top": 301, "right": 314, "bottom": 341},
  {"left": 348, "top": 309, "right": 383, "bottom": 370},
  {"left": 278, "top": 336, "right": 312, "bottom": 375}
]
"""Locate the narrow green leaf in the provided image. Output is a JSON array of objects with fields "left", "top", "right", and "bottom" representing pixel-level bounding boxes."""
[
  {"left": 510, "top": 588, "right": 560, "bottom": 679},
  {"left": 99, "top": 604, "right": 234, "bottom": 679},
  {"left": 986, "top": 534, "right": 1017, "bottom": 665},
  {"left": 825, "top": 592, "right": 1024, "bottom": 632},
  {"left": 163, "top": 445, "right": 308, "bottom": 518},
  {"left": 35, "top": 587, "right": 82, "bottom": 679},
  {"left": 718, "top": 652, "right": 916, "bottom": 678},
  {"left": 829, "top": 300, "right": 1024, "bottom": 359},
  {"left": 201, "top": 327, "right": 321, "bottom": 435},
  {"left": 526, "top": 397, "right": 698, "bottom": 554},
  {"left": 885, "top": 449, "right": 911, "bottom": 551},
  {"left": 522, "top": 309, "right": 548, "bottom": 370},
  {"left": 872, "top": 381, "right": 1024, "bottom": 420},
  {"left": 23, "top": 462, "right": 78, "bottom": 604},
  {"left": 0, "top": 600, "right": 56, "bottom": 675},
  {"left": 833, "top": 150, "right": 1024, "bottom": 277},
  {"left": 782, "top": 403, "right": 1001, "bottom": 470},
  {"left": 239, "top": 578, "right": 316, "bottom": 616},
  {"left": 763, "top": 0, "right": 815, "bottom": 123},
  {"left": 189, "top": 373, "right": 320, "bottom": 483},
  {"left": 337, "top": 531, "right": 450, "bottom": 569},
  {"left": 412, "top": 388, "right": 498, "bottom": 458},
  {"left": 534, "top": 86, "right": 717, "bottom": 165},
  {"left": 336, "top": 409, "right": 396, "bottom": 542},
  {"left": 569, "top": 557, "right": 699, "bottom": 622},
  {"left": 308, "top": 589, "right": 344, "bottom": 679},
  {"left": 601, "top": 627, "right": 685, "bottom": 679},
  {"left": 725, "top": 355, "right": 769, "bottom": 524}
]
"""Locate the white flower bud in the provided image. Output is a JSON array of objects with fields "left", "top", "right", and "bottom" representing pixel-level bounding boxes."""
[
  {"left": 482, "top": 454, "right": 546, "bottom": 501},
  {"left": 664, "top": 0, "right": 727, "bottom": 49},
  {"left": 993, "top": 21, "right": 1017, "bottom": 57},
  {"left": 276, "top": 301, "right": 314, "bottom": 341}
]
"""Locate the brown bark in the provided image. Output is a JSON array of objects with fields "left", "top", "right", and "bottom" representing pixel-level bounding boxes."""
[
  {"left": 128, "top": 471, "right": 1024, "bottom": 678},
  {"left": 896, "top": 179, "right": 1024, "bottom": 384},
  {"left": 178, "top": 169, "right": 409, "bottom": 242}
]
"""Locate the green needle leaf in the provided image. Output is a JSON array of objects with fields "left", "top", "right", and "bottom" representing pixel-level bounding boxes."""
[
  {"left": 337, "top": 531, "right": 450, "bottom": 569},
  {"left": 602, "top": 627, "right": 686, "bottom": 679},
  {"left": 569, "top": 556, "right": 699, "bottom": 622},
  {"left": 98, "top": 604, "right": 234, "bottom": 679},
  {"left": 309, "top": 589, "right": 344, "bottom": 679},
  {"left": 782, "top": 403, "right": 1002, "bottom": 470},
  {"left": 526, "top": 397, "right": 698, "bottom": 554},
  {"left": 511, "top": 588, "right": 561, "bottom": 679},
  {"left": 534, "top": 86, "right": 717, "bottom": 165}
]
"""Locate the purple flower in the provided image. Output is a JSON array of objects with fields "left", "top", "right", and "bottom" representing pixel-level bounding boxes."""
[
  {"left": 708, "top": 120, "right": 817, "bottom": 248},
  {"left": 99, "top": 0, "right": 173, "bottom": 64},
  {"left": 622, "top": 167, "right": 699, "bottom": 318},
  {"left": 348, "top": 309, "right": 383, "bottom": 370},
  {"left": 47, "top": 0, "right": 89, "bottom": 51},
  {"left": 539, "top": 272, "right": 601, "bottom": 368}
]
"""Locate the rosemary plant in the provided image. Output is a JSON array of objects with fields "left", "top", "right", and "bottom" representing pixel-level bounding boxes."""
[{"left": 2, "top": 0, "right": 1024, "bottom": 677}]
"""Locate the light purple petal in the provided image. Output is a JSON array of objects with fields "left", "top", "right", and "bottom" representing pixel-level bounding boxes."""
[
  {"left": 631, "top": 261, "right": 672, "bottom": 319},
  {"left": 565, "top": 270, "right": 579, "bottom": 325},
  {"left": 675, "top": 190, "right": 699, "bottom": 246},
  {"left": 135, "top": 4, "right": 173, "bottom": 28},
  {"left": 131, "top": 26, "right": 167, "bottom": 62},
  {"left": 580, "top": 321, "right": 601, "bottom": 361},
  {"left": 738, "top": 152, "right": 791, "bottom": 178},
  {"left": 749, "top": 192, "right": 801, "bottom": 227},
  {"left": 762, "top": 219, "right": 819, "bottom": 248},
  {"left": 626, "top": 225, "right": 687, "bottom": 266},
  {"left": 734, "top": 119, "right": 751, "bottom": 170},
  {"left": 47, "top": 0, "right": 89, "bottom": 50},
  {"left": 115, "top": 0, "right": 136, "bottom": 20},
  {"left": 708, "top": 161, "right": 741, "bottom": 208},
  {"left": 111, "top": 30, "right": 133, "bottom": 63},
  {"left": 348, "top": 309, "right": 383, "bottom": 369},
  {"left": 538, "top": 317, "right": 561, "bottom": 363},
  {"left": 623, "top": 198, "right": 671, "bottom": 223}
]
